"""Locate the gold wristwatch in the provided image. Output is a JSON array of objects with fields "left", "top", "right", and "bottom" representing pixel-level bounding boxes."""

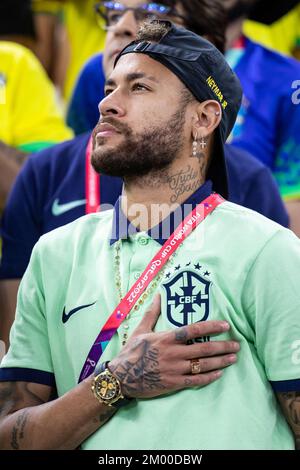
[{"left": 91, "top": 361, "right": 133, "bottom": 408}]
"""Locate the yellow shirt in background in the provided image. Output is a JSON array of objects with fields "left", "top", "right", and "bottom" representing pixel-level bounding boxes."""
[
  {"left": 33, "top": 0, "right": 106, "bottom": 101},
  {"left": 0, "top": 41, "right": 73, "bottom": 152},
  {"left": 63, "top": 0, "right": 106, "bottom": 100},
  {"left": 244, "top": 3, "right": 300, "bottom": 57}
]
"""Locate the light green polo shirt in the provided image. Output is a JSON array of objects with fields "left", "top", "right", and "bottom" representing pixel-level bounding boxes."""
[{"left": 1, "top": 189, "right": 300, "bottom": 449}]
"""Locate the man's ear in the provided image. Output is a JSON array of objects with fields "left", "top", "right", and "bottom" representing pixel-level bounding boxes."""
[{"left": 191, "top": 100, "right": 222, "bottom": 140}]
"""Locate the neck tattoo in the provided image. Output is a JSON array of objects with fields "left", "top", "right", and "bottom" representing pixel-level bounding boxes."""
[{"left": 167, "top": 165, "right": 203, "bottom": 204}]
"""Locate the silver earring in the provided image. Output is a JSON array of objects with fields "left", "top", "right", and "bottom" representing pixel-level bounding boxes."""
[
  {"left": 192, "top": 134, "right": 206, "bottom": 158},
  {"left": 200, "top": 137, "right": 207, "bottom": 149},
  {"left": 215, "top": 111, "right": 220, "bottom": 116},
  {"left": 192, "top": 136, "right": 198, "bottom": 157}
]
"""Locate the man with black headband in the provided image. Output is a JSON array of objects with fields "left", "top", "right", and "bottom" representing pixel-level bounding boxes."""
[
  {"left": 67, "top": 0, "right": 300, "bottom": 236},
  {"left": 0, "top": 21, "right": 299, "bottom": 450}
]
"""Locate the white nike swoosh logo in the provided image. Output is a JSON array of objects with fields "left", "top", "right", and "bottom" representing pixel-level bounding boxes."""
[{"left": 52, "top": 198, "right": 86, "bottom": 216}]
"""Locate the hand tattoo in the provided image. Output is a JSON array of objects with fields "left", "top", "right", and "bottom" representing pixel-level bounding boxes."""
[{"left": 110, "top": 340, "right": 165, "bottom": 396}]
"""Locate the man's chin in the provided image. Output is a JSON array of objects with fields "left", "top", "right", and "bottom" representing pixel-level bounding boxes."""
[{"left": 91, "top": 150, "right": 124, "bottom": 177}]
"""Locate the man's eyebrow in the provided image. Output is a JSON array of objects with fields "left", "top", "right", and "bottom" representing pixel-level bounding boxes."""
[
  {"left": 105, "top": 72, "right": 159, "bottom": 88},
  {"left": 125, "top": 72, "right": 159, "bottom": 83},
  {"left": 105, "top": 78, "right": 116, "bottom": 88}
]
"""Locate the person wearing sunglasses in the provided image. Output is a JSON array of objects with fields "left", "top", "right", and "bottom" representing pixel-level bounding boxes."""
[{"left": 93, "top": 0, "right": 225, "bottom": 77}]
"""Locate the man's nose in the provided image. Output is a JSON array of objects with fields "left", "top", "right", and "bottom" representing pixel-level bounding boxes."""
[
  {"left": 98, "top": 92, "right": 125, "bottom": 118},
  {"left": 112, "top": 10, "right": 140, "bottom": 38}
]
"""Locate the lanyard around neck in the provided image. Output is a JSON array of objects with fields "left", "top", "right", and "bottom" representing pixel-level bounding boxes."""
[
  {"left": 78, "top": 193, "right": 225, "bottom": 382},
  {"left": 85, "top": 136, "right": 100, "bottom": 214}
]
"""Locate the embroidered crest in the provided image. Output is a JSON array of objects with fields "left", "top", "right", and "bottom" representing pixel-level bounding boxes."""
[{"left": 163, "top": 270, "right": 211, "bottom": 327}]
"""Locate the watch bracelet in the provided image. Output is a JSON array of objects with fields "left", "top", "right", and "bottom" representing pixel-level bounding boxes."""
[{"left": 93, "top": 360, "right": 134, "bottom": 407}]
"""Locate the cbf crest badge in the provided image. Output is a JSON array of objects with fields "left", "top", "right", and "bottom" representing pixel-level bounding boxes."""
[{"left": 163, "top": 270, "right": 211, "bottom": 328}]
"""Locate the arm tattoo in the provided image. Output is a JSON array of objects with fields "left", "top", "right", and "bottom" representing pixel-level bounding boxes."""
[
  {"left": 0, "top": 382, "right": 53, "bottom": 449},
  {"left": 92, "top": 407, "right": 115, "bottom": 425},
  {"left": 280, "top": 392, "right": 300, "bottom": 425},
  {"left": 10, "top": 410, "right": 28, "bottom": 450},
  {"left": 277, "top": 391, "right": 300, "bottom": 449},
  {"left": 110, "top": 340, "right": 165, "bottom": 395},
  {"left": 99, "top": 409, "right": 115, "bottom": 424}
]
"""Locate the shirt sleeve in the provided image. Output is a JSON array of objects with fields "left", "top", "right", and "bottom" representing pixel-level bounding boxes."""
[
  {"left": 242, "top": 228, "right": 300, "bottom": 391},
  {"left": 0, "top": 242, "right": 55, "bottom": 386},
  {"left": 0, "top": 157, "right": 41, "bottom": 279},
  {"left": 10, "top": 46, "right": 73, "bottom": 151}
]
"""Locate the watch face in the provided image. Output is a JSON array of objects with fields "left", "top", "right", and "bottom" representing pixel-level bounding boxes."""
[{"left": 93, "top": 370, "right": 121, "bottom": 403}]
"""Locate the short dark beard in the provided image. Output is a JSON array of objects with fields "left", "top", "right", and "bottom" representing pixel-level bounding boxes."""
[{"left": 91, "top": 104, "right": 187, "bottom": 180}]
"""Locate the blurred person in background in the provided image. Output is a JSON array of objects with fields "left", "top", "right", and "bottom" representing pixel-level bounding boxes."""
[
  {"left": 0, "top": 0, "right": 73, "bottom": 210},
  {"left": 0, "top": 0, "right": 289, "bottom": 352},
  {"left": 32, "top": 0, "right": 107, "bottom": 102},
  {"left": 224, "top": 0, "right": 300, "bottom": 236},
  {"left": 243, "top": 0, "right": 300, "bottom": 59}
]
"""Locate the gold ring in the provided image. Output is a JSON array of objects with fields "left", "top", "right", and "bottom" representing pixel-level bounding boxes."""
[{"left": 190, "top": 358, "right": 201, "bottom": 375}]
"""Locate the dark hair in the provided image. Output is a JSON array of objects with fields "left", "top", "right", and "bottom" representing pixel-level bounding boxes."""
[
  {"left": 0, "top": 0, "right": 35, "bottom": 39},
  {"left": 162, "top": 0, "right": 227, "bottom": 53}
]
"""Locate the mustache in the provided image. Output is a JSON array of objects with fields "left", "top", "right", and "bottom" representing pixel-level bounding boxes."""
[{"left": 92, "top": 117, "right": 131, "bottom": 141}]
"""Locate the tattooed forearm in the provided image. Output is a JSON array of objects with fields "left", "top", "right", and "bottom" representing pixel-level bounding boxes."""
[
  {"left": 277, "top": 391, "right": 300, "bottom": 449},
  {"left": 280, "top": 392, "right": 300, "bottom": 425},
  {"left": 110, "top": 340, "right": 165, "bottom": 395},
  {"left": 93, "top": 407, "right": 115, "bottom": 426},
  {"left": 10, "top": 410, "right": 28, "bottom": 450}
]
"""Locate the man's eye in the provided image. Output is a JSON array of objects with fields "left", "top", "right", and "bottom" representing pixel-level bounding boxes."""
[
  {"left": 132, "top": 83, "right": 149, "bottom": 91},
  {"left": 107, "top": 12, "right": 123, "bottom": 25},
  {"left": 104, "top": 89, "right": 113, "bottom": 96}
]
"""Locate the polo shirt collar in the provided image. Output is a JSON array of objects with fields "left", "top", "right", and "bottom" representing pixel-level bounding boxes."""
[{"left": 110, "top": 180, "right": 213, "bottom": 246}]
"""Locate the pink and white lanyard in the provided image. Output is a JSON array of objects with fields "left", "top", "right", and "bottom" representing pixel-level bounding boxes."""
[
  {"left": 85, "top": 137, "right": 100, "bottom": 214},
  {"left": 78, "top": 187, "right": 225, "bottom": 382}
]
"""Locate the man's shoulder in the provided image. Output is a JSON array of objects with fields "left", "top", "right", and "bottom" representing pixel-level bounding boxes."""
[
  {"left": 38, "top": 210, "right": 114, "bottom": 252},
  {"left": 214, "top": 200, "right": 285, "bottom": 239},
  {"left": 0, "top": 41, "right": 36, "bottom": 67},
  {"left": 210, "top": 201, "right": 298, "bottom": 266},
  {"left": 27, "top": 133, "right": 90, "bottom": 170}
]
